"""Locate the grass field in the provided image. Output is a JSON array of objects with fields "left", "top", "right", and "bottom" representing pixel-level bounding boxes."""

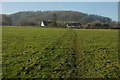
[{"left": 2, "top": 26, "right": 119, "bottom": 78}]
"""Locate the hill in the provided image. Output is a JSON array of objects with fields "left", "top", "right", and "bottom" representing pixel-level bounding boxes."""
[{"left": 1, "top": 10, "right": 113, "bottom": 26}]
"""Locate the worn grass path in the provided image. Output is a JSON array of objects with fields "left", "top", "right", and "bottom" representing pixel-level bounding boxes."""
[{"left": 67, "top": 29, "right": 83, "bottom": 78}]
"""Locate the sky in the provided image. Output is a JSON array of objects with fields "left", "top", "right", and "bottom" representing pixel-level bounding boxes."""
[
  {"left": 1, "top": 2, "right": 118, "bottom": 21},
  {"left": 1, "top": 0, "right": 119, "bottom": 2}
]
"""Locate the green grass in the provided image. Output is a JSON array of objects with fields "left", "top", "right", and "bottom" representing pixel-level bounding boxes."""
[{"left": 2, "top": 26, "right": 119, "bottom": 78}]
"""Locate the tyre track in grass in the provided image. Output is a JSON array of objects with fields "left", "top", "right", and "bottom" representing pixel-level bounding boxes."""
[
  {"left": 72, "top": 29, "right": 84, "bottom": 78},
  {"left": 70, "top": 29, "right": 80, "bottom": 78},
  {"left": 70, "top": 29, "right": 85, "bottom": 78}
]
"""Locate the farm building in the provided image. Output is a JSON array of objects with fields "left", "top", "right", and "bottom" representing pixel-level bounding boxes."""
[
  {"left": 66, "top": 23, "right": 82, "bottom": 28},
  {"left": 41, "top": 21, "right": 52, "bottom": 27}
]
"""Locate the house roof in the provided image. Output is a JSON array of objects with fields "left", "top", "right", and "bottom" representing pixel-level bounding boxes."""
[
  {"left": 42, "top": 21, "right": 52, "bottom": 26},
  {"left": 67, "top": 23, "right": 81, "bottom": 26}
]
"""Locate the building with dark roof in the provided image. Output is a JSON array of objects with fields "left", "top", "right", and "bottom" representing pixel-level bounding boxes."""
[
  {"left": 41, "top": 21, "right": 52, "bottom": 27},
  {"left": 66, "top": 23, "right": 82, "bottom": 28}
]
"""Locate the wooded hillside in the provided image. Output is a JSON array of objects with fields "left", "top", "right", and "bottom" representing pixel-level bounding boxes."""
[{"left": 1, "top": 11, "right": 118, "bottom": 28}]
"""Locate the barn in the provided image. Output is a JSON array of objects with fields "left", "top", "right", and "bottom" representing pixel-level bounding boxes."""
[
  {"left": 66, "top": 23, "right": 82, "bottom": 28},
  {"left": 41, "top": 21, "right": 52, "bottom": 27}
]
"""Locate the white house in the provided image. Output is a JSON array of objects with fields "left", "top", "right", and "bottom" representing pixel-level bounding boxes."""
[
  {"left": 41, "top": 21, "right": 45, "bottom": 26},
  {"left": 66, "top": 23, "right": 82, "bottom": 28},
  {"left": 41, "top": 21, "right": 52, "bottom": 27}
]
